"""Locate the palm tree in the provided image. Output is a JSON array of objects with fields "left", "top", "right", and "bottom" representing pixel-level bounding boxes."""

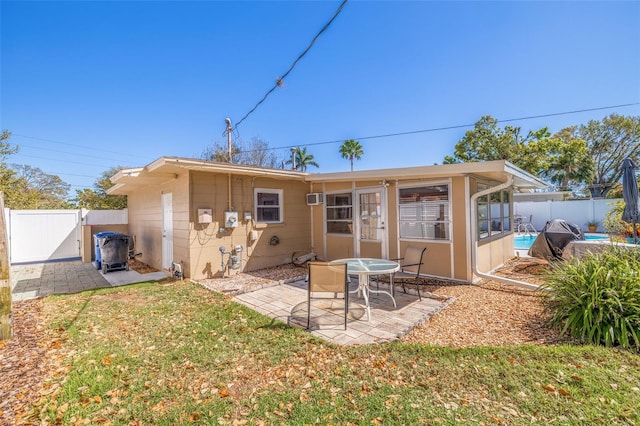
[
  {"left": 286, "top": 146, "right": 319, "bottom": 172},
  {"left": 339, "top": 139, "right": 364, "bottom": 171}
]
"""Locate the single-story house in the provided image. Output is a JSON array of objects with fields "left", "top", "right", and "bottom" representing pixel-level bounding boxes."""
[{"left": 107, "top": 157, "right": 547, "bottom": 282}]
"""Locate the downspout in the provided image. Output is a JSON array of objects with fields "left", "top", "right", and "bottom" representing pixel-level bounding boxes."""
[
  {"left": 228, "top": 173, "right": 232, "bottom": 211},
  {"left": 470, "top": 176, "right": 540, "bottom": 290}
]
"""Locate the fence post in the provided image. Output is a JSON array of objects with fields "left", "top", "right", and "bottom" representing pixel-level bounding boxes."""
[{"left": 0, "top": 192, "right": 12, "bottom": 340}]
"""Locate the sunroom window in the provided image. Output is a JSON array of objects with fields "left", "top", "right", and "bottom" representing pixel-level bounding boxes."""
[
  {"left": 398, "top": 184, "right": 450, "bottom": 240},
  {"left": 477, "top": 184, "right": 511, "bottom": 240}
]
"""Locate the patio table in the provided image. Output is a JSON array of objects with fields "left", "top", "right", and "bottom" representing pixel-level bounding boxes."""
[{"left": 330, "top": 258, "right": 399, "bottom": 320}]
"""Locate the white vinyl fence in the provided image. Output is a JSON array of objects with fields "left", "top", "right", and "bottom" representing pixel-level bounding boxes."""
[
  {"left": 514, "top": 198, "right": 621, "bottom": 233},
  {"left": 3, "top": 208, "right": 127, "bottom": 263}
]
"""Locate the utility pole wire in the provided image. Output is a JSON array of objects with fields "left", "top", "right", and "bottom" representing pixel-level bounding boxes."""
[
  {"left": 234, "top": 102, "right": 640, "bottom": 154},
  {"left": 232, "top": 0, "right": 349, "bottom": 130}
]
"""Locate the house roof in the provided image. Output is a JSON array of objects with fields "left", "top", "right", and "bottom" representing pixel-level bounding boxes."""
[
  {"left": 107, "top": 157, "right": 307, "bottom": 195},
  {"left": 304, "top": 160, "right": 547, "bottom": 191},
  {"left": 107, "top": 157, "right": 546, "bottom": 195}
]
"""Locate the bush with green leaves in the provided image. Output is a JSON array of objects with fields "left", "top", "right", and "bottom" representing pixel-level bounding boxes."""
[{"left": 543, "top": 246, "right": 640, "bottom": 350}]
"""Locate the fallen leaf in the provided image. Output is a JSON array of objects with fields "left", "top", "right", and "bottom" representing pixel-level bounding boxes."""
[{"left": 542, "top": 384, "right": 555, "bottom": 392}]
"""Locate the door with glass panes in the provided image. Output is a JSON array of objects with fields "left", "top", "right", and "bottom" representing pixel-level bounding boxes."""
[{"left": 355, "top": 189, "right": 387, "bottom": 259}]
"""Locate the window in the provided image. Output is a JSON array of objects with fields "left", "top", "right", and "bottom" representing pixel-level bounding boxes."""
[
  {"left": 326, "top": 193, "right": 353, "bottom": 234},
  {"left": 255, "top": 189, "right": 283, "bottom": 223},
  {"left": 477, "top": 183, "right": 511, "bottom": 241},
  {"left": 398, "top": 184, "right": 450, "bottom": 240}
]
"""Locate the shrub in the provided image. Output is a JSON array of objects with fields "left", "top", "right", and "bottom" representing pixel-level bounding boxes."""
[{"left": 542, "top": 246, "right": 640, "bottom": 350}]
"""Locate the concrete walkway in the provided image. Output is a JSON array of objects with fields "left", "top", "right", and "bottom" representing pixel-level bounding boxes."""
[
  {"left": 231, "top": 279, "right": 454, "bottom": 346},
  {"left": 11, "top": 260, "right": 169, "bottom": 301}
]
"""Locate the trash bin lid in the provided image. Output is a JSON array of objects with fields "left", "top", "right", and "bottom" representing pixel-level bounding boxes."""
[{"left": 94, "top": 231, "right": 123, "bottom": 238}]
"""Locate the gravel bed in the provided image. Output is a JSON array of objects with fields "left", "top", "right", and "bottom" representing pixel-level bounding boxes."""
[{"left": 196, "top": 257, "right": 566, "bottom": 347}]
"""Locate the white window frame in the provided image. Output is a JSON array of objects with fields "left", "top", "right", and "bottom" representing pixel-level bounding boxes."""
[
  {"left": 325, "top": 191, "right": 353, "bottom": 235},
  {"left": 477, "top": 182, "right": 512, "bottom": 242},
  {"left": 397, "top": 181, "right": 451, "bottom": 241},
  {"left": 254, "top": 188, "right": 283, "bottom": 224}
]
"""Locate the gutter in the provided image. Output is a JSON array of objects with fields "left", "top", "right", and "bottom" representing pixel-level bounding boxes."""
[{"left": 470, "top": 176, "right": 540, "bottom": 290}]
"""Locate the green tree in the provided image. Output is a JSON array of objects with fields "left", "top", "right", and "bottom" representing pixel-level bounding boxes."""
[
  {"left": 1, "top": 130, "right": 75, "bottom": 209},
  {"left": 75, "top": 166, "right": 127, "bottom": 210},
  {"left": 202, "top": 137, "right": 283, "bottom": 168},
  {"left": 443, "top": 116, "right": 551, "bottom": 175},
  {"left": 339, "top": 139, "right": 364, "bottom": 171},
  {"left": 0, "top": 130, "right": 20, "bottom": 207},
  {"left": 285, "top": 146, "right": 319, "bottom": 171},
  {"left": 11, "top": 164, "right": 73, "bottom": 209},
  {"left": 577, "top": 114, "right": 640, "bottom": 198},
  {"left": 538, "top": 127, "right": 595, "bottom": 192}
]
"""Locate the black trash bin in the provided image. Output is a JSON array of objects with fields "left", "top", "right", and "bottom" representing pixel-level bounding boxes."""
[{"left": 94, "top": 232, "right": 130, "bottom": 273}]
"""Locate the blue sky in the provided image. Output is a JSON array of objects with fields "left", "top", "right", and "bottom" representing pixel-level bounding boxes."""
[{"left": 1, "top": 1, "right": 639, "bottom": 194}]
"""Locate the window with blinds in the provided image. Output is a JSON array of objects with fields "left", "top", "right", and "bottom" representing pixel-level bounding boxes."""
[{"left": 398, "top": 184, "right": 450, "bottom": 240}]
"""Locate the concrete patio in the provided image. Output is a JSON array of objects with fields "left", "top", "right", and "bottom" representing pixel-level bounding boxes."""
[
  {"left": 11, "top": 260, "right": 169, "bottom": 301},
  {"left": 229, "top": 278, "right": 454, "bottom": 346}
]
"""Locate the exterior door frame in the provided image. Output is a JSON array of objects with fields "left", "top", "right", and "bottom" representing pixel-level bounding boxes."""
[
  {"left": 354, "top": 187, "right": 388, "bottom": 259},
  {"left": 161, "top": 192, "right": 173, "bottom": 270}
]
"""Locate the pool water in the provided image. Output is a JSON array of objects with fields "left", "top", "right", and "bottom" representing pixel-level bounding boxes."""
[{"left": 514, "top": 234, "right": 609, "bottom": 250}]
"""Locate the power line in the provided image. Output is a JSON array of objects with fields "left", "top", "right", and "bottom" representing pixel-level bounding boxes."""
[
  {"left": 11, "top": 133, "right": 145, "bottom": 158},
  {"left": 11, "top": 142, "right": 142, "bottom": 166},
  {"left": 11, "top": 153, "right": 119, "bottom": 169},
  {"left": 232, "top": 0, "right": 349, "bottom": 130},
  {"left": 253, "top": 102, "right": 640, "bottom": 153}
]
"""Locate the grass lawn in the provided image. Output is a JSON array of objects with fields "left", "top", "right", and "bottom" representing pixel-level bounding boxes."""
[{"left": 31, "top": 280, "right": 639, "bottom": 425}]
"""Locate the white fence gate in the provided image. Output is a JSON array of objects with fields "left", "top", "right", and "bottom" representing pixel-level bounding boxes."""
[{"left": 5, "top": 209, "right": 82, "bottom": 263}]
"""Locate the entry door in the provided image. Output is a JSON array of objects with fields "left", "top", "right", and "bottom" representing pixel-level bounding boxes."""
[
  {"left": 355, "top": 189, "right": 387, "bottom": 258},
  {"left": 161, "top": 193, "right": 173, "bottom": 270}
]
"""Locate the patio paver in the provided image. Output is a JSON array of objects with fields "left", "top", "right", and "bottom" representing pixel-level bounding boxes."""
[
  {"left": 11, "top": 260, "right": 169, "bottom": 301},
  {"left": 232, "top": 278, "right": 453, "bottom": 346}
]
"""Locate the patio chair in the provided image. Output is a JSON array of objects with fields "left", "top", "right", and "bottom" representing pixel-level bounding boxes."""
[
  {"left": 392, "top": 246, "right": 427, "bottom": 301},
  {"left": 307, "top": 261, "right": 349, "bottom": 330}
]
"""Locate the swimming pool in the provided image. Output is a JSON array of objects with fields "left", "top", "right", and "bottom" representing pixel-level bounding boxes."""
[{"left": 514, "top": 234, "right": 609, "bottom": 250}]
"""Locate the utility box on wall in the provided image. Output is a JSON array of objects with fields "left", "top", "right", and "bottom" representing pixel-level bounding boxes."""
[
  {"left": 198, "top": 208, "right": 212, "bottom": 224},
  {"left": 225, "top": 211, "right": 239, "bottom": 228}
]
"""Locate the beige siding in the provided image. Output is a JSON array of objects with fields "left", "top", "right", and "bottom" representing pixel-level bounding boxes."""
[
  {"left": 450, "top": 176, "right": 470, "bottom": 281},
  {"left": 386, "top": 181, "right": 399, "bottom": 261},
  {"left": 187, "top": 172, "right": 311, "bottom": 279},
  {"left": 325, "top": 235, "right": 355, "bottom": 260},
  {"left": 127, "top": 172, "right": 189, "bottom": 272},
  {"left": 476, "top": 236, "right": 514, "bottom": 273},
  {"left": 310, "top": 203, "right": 325, "bottom": 259}
]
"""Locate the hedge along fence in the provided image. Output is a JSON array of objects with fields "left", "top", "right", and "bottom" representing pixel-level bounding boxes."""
[{"left": 0, "top": 192, "right": 11, "bottom": 340}]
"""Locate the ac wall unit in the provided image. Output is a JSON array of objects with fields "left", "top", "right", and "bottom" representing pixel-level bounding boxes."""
[{"left": 306, "top": 193, "right": 324, "bottom": 205}]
